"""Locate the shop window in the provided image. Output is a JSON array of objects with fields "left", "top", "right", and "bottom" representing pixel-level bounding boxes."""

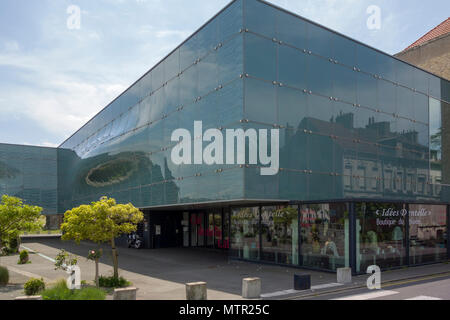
[
  {"left": 261, "top": 205, "right": 298, "bottom": 265},
  {"left": 300, "top": 203, "right": 349, "bottom": 271},
  {"left": 356, "top": 203, "right": 407, "bottom": 273},
  {"left": 409, "top": 204, "right": 447, "bottom": 265},
  {"left": 230, "top": 207, "right": 260, "bottom": 260}
]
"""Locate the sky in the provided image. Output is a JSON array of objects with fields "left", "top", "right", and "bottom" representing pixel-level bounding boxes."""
[{"left": 0, "top": 0, "right": 448, "bottom": 147}]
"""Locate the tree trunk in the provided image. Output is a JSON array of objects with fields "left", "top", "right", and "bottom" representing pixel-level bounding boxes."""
[
  {"left": 95, "top": 258, "right": 99, "bottom": 288},
  {"left": 111, "top": 238, "right": 119, "bottom": 279}
]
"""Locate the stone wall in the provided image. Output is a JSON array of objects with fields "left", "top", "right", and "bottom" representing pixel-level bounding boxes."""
[{"left": 395, "top": 34, "right": 450, "bottom": 81}]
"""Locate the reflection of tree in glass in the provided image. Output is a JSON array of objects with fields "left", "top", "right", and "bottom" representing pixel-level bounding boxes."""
[
  {"left": 0, "top": 161, "right": 20, "bottom": 179},
  {"left": 273, "top": 206, "right": 297, "bottom": 244},
  {"left": 87, "top": 158, "right": 137, "bottom": 186},
  {"left": 231, "top": 208, "right": 258, "bottom": 238},
  {"left": 430, "top": 127, "right": 442, "bottom": 152}
]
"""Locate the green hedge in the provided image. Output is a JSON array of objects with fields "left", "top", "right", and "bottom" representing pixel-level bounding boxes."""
[{"left": 42, "top": 280, "right": 106, "bottom": 300}]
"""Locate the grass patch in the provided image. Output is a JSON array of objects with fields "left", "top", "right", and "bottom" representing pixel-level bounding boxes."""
[{"left": 41, "top": 280, "right": 106, "bottom": 300}]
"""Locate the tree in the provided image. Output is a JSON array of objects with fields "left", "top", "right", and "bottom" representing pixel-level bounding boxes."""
[
  {"left": 61, "top": 197, "right": 143, "bottom": 280},
  {"left": 0, "top": 195, "right": 43, "bottom": 250}
]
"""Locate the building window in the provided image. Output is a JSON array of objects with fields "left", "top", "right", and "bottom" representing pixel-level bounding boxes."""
[
  {"left": 261, "top": 205, "right": 298, "bottom": 265},
  {"left": 417, "top": 176, "right": 426, "bottom": 193},
  {"left": 371, "top": 167, "right": 379, "bottom": 191},
  {"left": 356, "top": 203, "right": 406, "bottom": 273},
  {"left": 300, "top": 203, "right": 349, "bottom": 271},
  {"left": 230, "top": 207, "right": 260, "bottom": 260},
  {"left": 395, "top": 171, "right": 403, "bottom": 192},
  {"left": 344, "top": 166, "right": 352, "bottom": 189},
  {"left": 409, "top": 204, "right": 447, "bottom": 265},
  {"left": 384, "top": 170, "right": 392, "bottom": 191},
  {"left": 357, "top": 166, "right": 366, "bottom": 189}
]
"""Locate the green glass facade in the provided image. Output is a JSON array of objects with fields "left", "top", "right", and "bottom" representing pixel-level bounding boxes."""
[
  {"left": 0, "top": 143, "right": 57, "bottom": 214},
  {"left": 1, "top": 0, "right": 450, "bottom": 272},
  {"left": 58, "top": 0, "right": 244, "bottom": 211}
]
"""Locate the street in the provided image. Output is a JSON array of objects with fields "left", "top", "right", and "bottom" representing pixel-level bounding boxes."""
[{"left": 295, "top": 274, "right": 450, "bottom": 300}]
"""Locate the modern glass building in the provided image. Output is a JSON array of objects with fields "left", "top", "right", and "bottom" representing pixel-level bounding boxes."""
[{"left": 1, "top": 0, "right": 450, "bottom": 274}]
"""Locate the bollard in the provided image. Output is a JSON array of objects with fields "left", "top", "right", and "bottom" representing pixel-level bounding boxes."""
[
  {"left": 15, "top": 296, "right": 42, "bottom": 300},
  {"left": 186, "top": 282, "right": 207, "bottom": 300},
  {"left": 294, "top": 274, "right": 311, "bottom": 291},
  {"left": 337, "top": 267, "right": 352, "bottom": 284},
  {"left": 242, "top": 278, "right": 261, "bottom": 299},
  {"left": 113, "top": 287, "right": 138, "bottom": 300}
]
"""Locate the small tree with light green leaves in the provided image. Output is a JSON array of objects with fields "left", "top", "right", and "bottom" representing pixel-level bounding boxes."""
[
  {"left": 61, "top": 197, "right": 143, "bottom": 281},
  {"left": 0, "top": 195, "right": 44, "bottom": 253}
]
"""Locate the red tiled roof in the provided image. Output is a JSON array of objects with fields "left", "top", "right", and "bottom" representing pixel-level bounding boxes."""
[{"left": 404, "top": 17, "right": 450, "bottom": 51}]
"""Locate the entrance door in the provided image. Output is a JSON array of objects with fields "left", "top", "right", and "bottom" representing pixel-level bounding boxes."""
[
  {"left": 189, "top": 211, "right": 230, "bottom": 250},
  {"left": 151, "top": 212, "right": 182, "bottom": 248}
]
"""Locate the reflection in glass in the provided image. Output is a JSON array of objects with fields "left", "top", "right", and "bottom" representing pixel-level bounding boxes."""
[
  {"left": 356, "top": 203, "right": 406, "bottom": 272},
  {"left": 230, "top": 207, "right": 260, "bottom": 260},
  {"left": 300, "top": 203, "right": 349, "bottom": 271},
  {"left": 261, "top": 205, "right": 298, "bottom": 265},
  {"left": 409, "top": 204, "right": 447, "bottom": 264}
]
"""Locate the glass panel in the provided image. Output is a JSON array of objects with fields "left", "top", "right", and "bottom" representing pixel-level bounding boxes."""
[
  {"left": 409, "top": 204, "right": 447, "bottom": 265},
  {"left": 218, "top": 0, "right": 243, "bottom": 41},
  {"left": 214, "top": 213, "right": 222, "bottom": 248},
  {"left": 307, "top": 23, "right": 332, "bottom": 58},
  {"left": 356, "top": 202, "right": 407, "bottom": 272},
  {"left": 244, "top": 77, "right": 277, "bottom": 124},
  {"left": 261, "top": 205, "right": 298, "bottom": 265},
  {"left": 222, "top": 210, "right": 230, "bottom": 249},
  {"left": 276, "top": 9, "right": 307, "bottom": 49},
  {"left": 207, "top": 213, "right": 215, "bottom": 247},
  {"left": 244, "top": 33, "right": 276, "bottom": 81},
  {"left": 307, "top": 54, "right": 333, "bottom": 97},
  {"left": 230, "top": 207, "right": 260, "bottom": 260},
  {"left": 300, "top": 203, "right": 349, "bottom": 271},
  {"left": 190, "top": 214, "right": 198, "bottom": 247},
  {"left": 332, "top": 33, "right": 356, "bottom": 67},
  {"left": 244, "top": 0, "right": 276, "bottom": 38},
  {"left": 190, "top": 213, "right": 205, "bottom": 247},
  {"left": 278, "top": 45, "right": 306, "bottom": 89},
  {"left": 183, "top": 212, "right": 190, "bottom": 247}
]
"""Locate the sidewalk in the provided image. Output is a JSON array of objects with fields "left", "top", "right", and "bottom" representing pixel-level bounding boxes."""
[{"left": 2, "top": 237, "right": 449, "bottom": 300}]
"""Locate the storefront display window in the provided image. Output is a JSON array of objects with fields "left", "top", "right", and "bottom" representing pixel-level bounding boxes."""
[
  {"left": 230, "top": 207, "right": 260, "bottom": 260},
  {"left": 409, "top": 204, "right": 447, "bottom": 265},
  {"left": 300, "top": 203, "right": 349, "bottom": 271},
  {"left": 356, "top": 203, "right": 406, "bottom": 272},
  {"left": 261, "top": 206, "right": 298, "bottom": 265}
]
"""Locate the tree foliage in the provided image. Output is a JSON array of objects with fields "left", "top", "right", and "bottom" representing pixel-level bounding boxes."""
[
  {"left": 61, "top": 196, "right": 143, "bottom": 278},
  {"left": 0, "top": 195, "right": 43, "bottom": 247}
]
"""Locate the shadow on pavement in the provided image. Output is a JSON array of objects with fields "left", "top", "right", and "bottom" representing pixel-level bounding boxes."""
[{"left": 21, "top": 237, "right": 330, "bottom": 296}]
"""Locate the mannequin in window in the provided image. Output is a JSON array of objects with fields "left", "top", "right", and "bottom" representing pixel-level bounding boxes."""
[{"left": 321, "top": 236, "right": 339, "bottom": 257}]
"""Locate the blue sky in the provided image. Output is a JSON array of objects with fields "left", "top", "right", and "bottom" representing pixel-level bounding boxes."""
[{"left": 0, "top": 0, "right": 449, "bottom": 147}]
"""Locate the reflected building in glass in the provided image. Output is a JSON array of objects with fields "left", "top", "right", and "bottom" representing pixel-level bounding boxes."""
[{"left": 1, "top": 0, "right": 449, "bottom": 273}]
